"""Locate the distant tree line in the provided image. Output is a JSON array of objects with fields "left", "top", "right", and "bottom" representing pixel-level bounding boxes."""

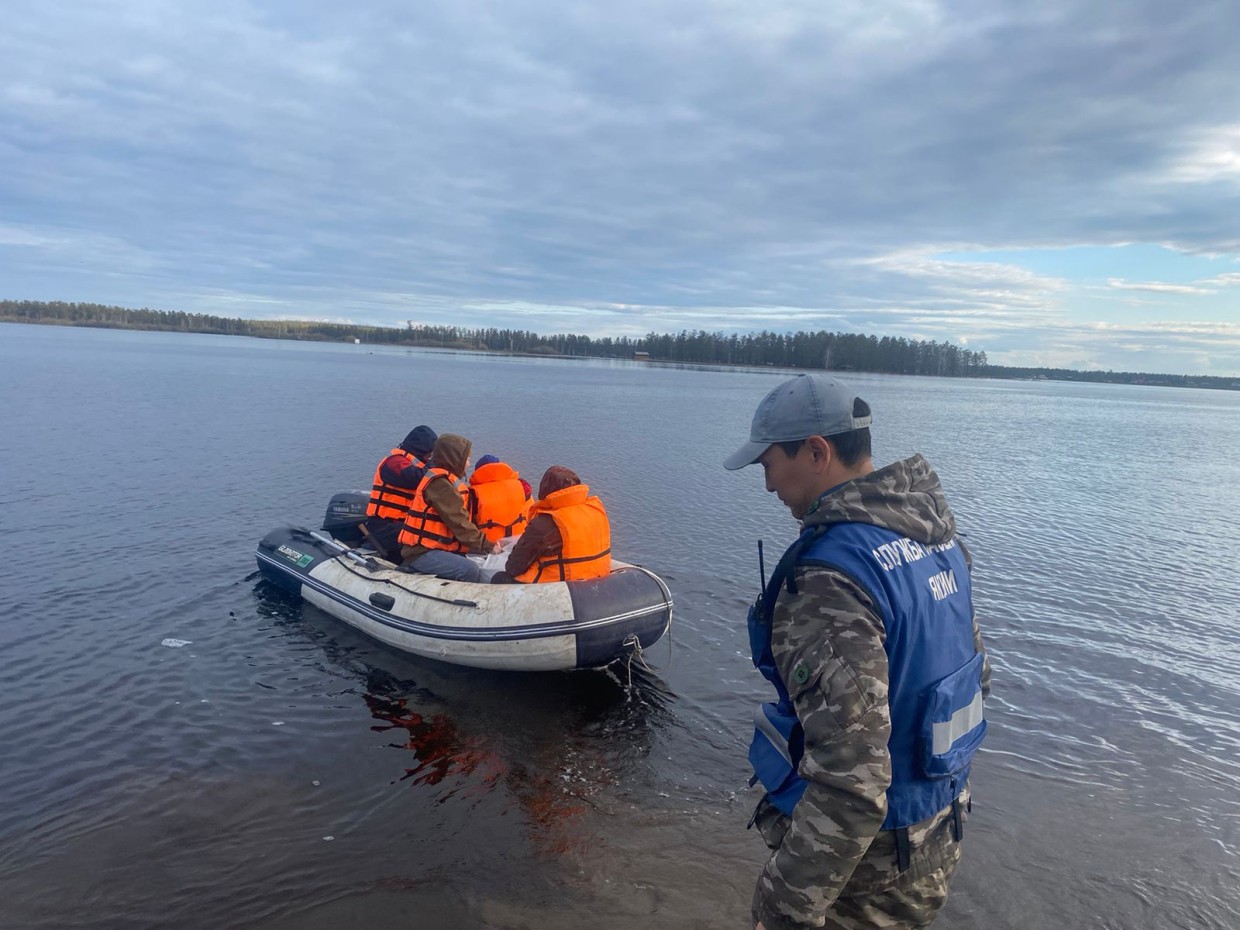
[
  {"left": 986, "top": 366, "right": 1238, "bottom": 390},
  {"left": 3, "top": 299, "right": 1236, "bottom": 389},
  {"left": 1, "top": 299, "right": 354, "bottom": 340},
  {"left": 630, "top": 329, "right": 988, "bottom": 376},
  {"left": 394, "top": 323, "right": 991, "bottom": 376},
  {"left": 1, "top": 300, "right": 988, "bottom": 376}
]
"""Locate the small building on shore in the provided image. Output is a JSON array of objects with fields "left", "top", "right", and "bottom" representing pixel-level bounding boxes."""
[{"left": 633, "top": 350, "right": 651, "bottom": 361}]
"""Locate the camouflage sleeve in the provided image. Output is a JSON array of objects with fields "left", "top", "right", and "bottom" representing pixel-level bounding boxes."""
[
  {"left": 959, "top": 539, "right": 992, "bottom": 700},
  {"left": 973, "top": 612, "right": 992, "bottom": 701},
  {"left": 752, "top": 565, "right": 892, "bottom": 930}
]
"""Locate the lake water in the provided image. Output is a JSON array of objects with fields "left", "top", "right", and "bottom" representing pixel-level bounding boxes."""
[{"left": 1, "top": 322, "right": 1238, "bottom": 930}]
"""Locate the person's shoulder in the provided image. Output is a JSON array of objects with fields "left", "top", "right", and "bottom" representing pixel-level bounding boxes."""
[
  {"left": 421, "top": 471, "right": 451, "bottom": 492},
  {"left": 788, "top": 560, "right": 876, "bottom": 596},
  {"left": 777, "top": 565, "right": 882, "bottom": 632}
]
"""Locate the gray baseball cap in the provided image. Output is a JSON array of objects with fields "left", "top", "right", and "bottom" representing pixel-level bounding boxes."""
[{"left": 723, "top": 374, "right": 871, "bottom": 470}]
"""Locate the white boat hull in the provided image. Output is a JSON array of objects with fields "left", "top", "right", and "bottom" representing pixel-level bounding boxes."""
[{"left": 257, "top": 526, "right": 672, "bottom": 671}]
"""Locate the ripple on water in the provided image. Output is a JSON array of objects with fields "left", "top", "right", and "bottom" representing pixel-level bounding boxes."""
[{"left": 3, "top": 334, "right": 1240, "bottom": 928}]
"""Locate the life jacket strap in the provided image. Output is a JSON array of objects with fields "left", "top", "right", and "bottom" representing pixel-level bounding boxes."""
[
  {"left": 894, "top": 827, "right": 911, "bottom": 872},
  {"left": 951, "top": 795, "right": 964, "bottom": 842},
  {"left": 478, "top": 513, "right": 527, "bottom": 533},
  {"left": 746, "top": 795, "right": 764, "bottom": 830},
  {"left": 531, "top": 547, "right": 612, "bottom": 583},
  {"left": 762, "top": 524, "right": 829, "bottom": 608},
  {"left": 554, "top": 548, "right": 611, "bottom": 566}
]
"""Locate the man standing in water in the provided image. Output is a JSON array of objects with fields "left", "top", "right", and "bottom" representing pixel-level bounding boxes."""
[{"left": 724, "top": 374, "right": 990, "bottom": 930}]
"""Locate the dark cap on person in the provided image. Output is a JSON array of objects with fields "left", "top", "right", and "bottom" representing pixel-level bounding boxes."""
[
  {"left": 723, "top": 374, "right": 871, "bottom": 470},
  {"left": 400, "top": 425, "right": 438, "bottom": 457}
]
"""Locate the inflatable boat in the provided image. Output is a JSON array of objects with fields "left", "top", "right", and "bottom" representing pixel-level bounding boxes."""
[{"left": 255, "top": 492, "right": 673, "bottom": 672}]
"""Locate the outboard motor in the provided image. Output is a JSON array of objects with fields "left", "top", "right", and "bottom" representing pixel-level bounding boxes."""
[{"left": 322, "top": 490, "right": 370, "bottom": 545}]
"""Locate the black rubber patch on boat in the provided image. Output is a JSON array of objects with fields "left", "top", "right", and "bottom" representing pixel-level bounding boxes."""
[{"left": 569, "top": 569, "right": 671, "bottom": 668}]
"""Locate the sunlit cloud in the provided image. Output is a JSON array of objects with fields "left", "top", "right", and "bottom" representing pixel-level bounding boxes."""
[
  {"left": 2, "top": 0, "right": 1240, "bottom": 375},
  {"left": 1163, "top": 123, "right": 1240, "bottom": 185},
  {"left": 1106, "top": 279, "right": 1216, "bottom": 295},
  {"left": 1201, "top": 272, "right": 1240, "bottom": 287}
]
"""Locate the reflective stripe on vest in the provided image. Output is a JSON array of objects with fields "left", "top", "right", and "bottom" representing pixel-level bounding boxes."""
[
  {"left": 513, "top": 484, "right": 611, "bottom": 583},
  {"left": 747, "top": 521, "right": 985, "bottom": 827},
  {"left": 933, "top": 689, "right": 984, "bottom": 756},
  {"left": 366, "top": 448, "right": 426, "bottom": 520},
  {"left": 398, "top": 468, "right": 471, "bottom": 553},
  {"left": 467, "top": 462, "right": 532, "bottom": 543},
  {"left": 747, "top": 697, "right": 807, "bottom": 815},
  {"left": 920, "top": 651, "right": 987, "bottom": 781}
]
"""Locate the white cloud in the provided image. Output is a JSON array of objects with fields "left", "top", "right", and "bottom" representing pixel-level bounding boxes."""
[
  {"left": 1163, "top": 124, "right": 1240, "bottom": 185},
  {"left": 1106, "top": 279, "right": 1216, "bottom": 295},
  {"left": 2, "top": 0, "right": 1240, "bottom": 374},
  {"left": 1201, "top": 272, "right": 1240, "bottom": 287}
]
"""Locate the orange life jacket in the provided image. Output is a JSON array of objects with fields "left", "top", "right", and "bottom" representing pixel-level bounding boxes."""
[
  {"left": 398, "top": 468, "right": 471, "bottom": 553},
  {"left": 468, "top": 461, "right": 532, "bottom": 543},
  {"left": 514, "top": 484, "right": 612, "bottom": 583},
  {"left": 366, "top": 448, "right": 427, "bottom": 520}
]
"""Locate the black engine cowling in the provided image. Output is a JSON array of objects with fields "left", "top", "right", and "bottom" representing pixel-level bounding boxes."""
[{"left": 322, "top": 490, "right": 370, "bottom": 544}]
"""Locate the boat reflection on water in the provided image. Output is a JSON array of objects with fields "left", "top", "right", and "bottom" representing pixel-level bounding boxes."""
[
  {"left": 254, "top": 576, "right": 676, "bottom": 859},
  {"left": 366, "top": 692, "right": 500, "bottom": 791},
  {"left": 364, "top": 690, "right": 602, "bottom": 855}
]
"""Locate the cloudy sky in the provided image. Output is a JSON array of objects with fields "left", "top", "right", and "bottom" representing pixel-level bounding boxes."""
[{"left": 3, "top": 1, "right": 1240, "bottom": 374}]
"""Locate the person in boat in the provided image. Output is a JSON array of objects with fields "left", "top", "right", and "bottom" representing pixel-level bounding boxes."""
[
  {"left": 362, "top": 425, "right": 437, "bottom": 560},
  {"left": 398, "top": 433, "right": 499, "bottom": 582},
  {"left": 723, "top": 374, "right": 991, "bottom": 930},
  {"left": 467, "top": 454, "right": 533, "bottom": 544},
  {"left": 491, "top": 466, "right": 611, "bottom": 584},
  {"left": 478, "top": 453, "right": 534, "bottom": 499}
]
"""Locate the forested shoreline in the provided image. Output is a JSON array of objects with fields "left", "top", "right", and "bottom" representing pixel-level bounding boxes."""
[{"left": 4, "top": 299, "right": 1236, "bottom": 390}]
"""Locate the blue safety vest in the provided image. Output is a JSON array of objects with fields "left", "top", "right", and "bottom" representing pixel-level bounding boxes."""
[{"left": 748, "top": 521, "right": 986, "bottom": 829}]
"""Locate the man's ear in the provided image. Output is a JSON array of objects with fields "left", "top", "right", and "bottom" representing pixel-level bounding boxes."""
[{"left": 805, "top": 435, "right": 834, "bottom": 471}]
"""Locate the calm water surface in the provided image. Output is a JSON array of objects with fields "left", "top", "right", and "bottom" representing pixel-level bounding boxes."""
[{"left": 1, "top": 323, "right": 1238, "bottom": 929}]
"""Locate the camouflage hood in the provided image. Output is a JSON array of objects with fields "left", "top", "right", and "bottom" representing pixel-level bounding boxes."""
[{"left": 802, "top": 453, "right": 957, "bottom": 547}]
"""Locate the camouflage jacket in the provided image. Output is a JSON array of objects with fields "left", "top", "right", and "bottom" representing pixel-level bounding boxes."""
[{"left": 751, "top": 454, "right": 991, "bottom": 930}]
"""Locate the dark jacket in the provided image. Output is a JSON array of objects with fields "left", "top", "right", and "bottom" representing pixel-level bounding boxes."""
[
  {"left": 378, "top": 452, "right": 427, "bottom": 491},
  {"left": 503, "top": 513, "right": 561, "bottom": 578}
]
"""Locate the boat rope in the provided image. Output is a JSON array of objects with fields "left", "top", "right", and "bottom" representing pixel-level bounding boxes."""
[
  {"left": 626, "top": 565, "right": 675, "bottom": 669},
  {"left": 621, "top": 633, "right": 654, "bottom": 689},
  {"left": 291, "top": 527, "right": 479, "bottom": 608},
  {"left": 333, "top": 557, "right": 480, "bottom": 608}
]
